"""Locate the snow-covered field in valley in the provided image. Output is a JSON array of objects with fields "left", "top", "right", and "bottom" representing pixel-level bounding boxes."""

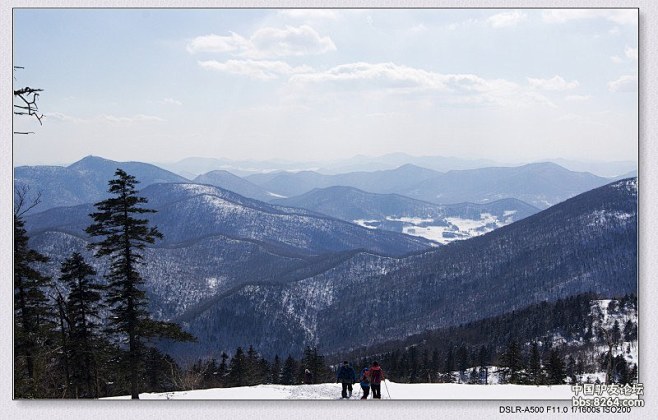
[{"left": 104, "top": 381, "right": 574, "bottom": 400}]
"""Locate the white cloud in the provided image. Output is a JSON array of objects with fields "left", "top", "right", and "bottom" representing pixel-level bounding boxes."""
[
  {"left": 542, "top": 9, "right": 637, "bottom": 26},
  {"left": 625, "top": 46, "right": 638, "bottom": 60},
  {"left": 198, "top": 59, "right": 313, "bottom": 80},
  {"left": 527, "top": 75, "right": 579, "bottom": 91},
  {"left": 290, "top": 62, "right": 448, "bottom": 89},
  {"left": 290, "top": 62, "right": 554, "bottom": 108},
  {"left": 248, "top": 25, "right": 336, "bottom": 58},
  {"left": 162, "top": 98, "right": 183, "bottom": 106},
  {"left": 565, "top": 95, "right": 591, "bottom": 102},
  {"left": 607, "top": 75, "right": 637, "bottom": 92},
  {"left": 487, "top": 11, "right": 527, "bottom": 28},
  {"left": 46, "top": 112, "right": 82, "bottom": 123},
  {"left": 610, "top": 55, "right": 623, "bottom": 64},
  {"left": 187, "top": 25, "right": 336, "bottom": 58},
  {"left": 186, "top": 32, "right": 249, "bottom": 54}
]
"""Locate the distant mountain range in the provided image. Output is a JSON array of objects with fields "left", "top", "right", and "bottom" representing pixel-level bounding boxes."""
[
  {"left": 246, "top": 162, "right": 611, "bottom": 209},
  {"left": 547, "top": 158, "right": 637, "bottom": 178},
  {"left": 246, "top": 163, "right": 439, "bottom": 198},
  {"left": 158, "top": 153, "right": 500, "bottom": 178},
  {"left": 399, "top": 162, "right": 612, "bottom": 209},
  {"left": 158, "top": 153, "right": 636, "bottom": 178},
  {"left": 16, "top": 156, "right": 619, "bottom": 213},
  {"left": 15, "top": 156, "right": 188, "bottom": 211},
  {"left": 272, "top": 186, "right": 540, "bottom": 244}
]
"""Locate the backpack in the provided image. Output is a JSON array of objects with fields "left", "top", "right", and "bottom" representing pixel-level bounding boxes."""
[
  {"left": 370, "top": 368, "right": 382, "bottom": 384},
  {"left": 360, "top": 370, "right": 370, "bottom": 384}
]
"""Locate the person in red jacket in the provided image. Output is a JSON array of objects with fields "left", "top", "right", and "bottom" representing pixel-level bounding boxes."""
[{"left": 366, "top": 361, "right": 385, "bottom": 399}]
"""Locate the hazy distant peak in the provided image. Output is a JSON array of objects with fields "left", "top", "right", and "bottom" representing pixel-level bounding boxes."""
[
  {"left": 67, "top": 155, "right": 113, "bottom": 169},
  {"left": 394, "top": 163, "right": 435, "bottom": 172}
]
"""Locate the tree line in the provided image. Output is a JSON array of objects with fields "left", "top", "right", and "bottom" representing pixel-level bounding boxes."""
[
  {"left": 182, "top": 345, "right": 335, "bottom": 390},
  {"left": 344, "top": 294, "right": 637, "bottom": 386},
  {"left": 14, "top": 170, "right": 193, "bottom": 399}
]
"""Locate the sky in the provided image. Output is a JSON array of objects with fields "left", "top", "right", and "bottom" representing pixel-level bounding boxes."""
[{"left": 12, "top": 8, "right": 638, "bottom": 166}]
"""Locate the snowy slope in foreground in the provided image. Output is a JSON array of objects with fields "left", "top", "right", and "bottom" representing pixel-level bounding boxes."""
[{"left": 104, "top": 381, "right": 573, "bottom": 400}]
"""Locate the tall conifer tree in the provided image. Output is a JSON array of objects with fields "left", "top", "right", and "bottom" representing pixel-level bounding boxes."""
[
  {"left": 14, "top": 213, "right": 54, "bottom": 397},
  {"left": 59, "top": 252, "right": 103, "bottom": 397},
  {"left": 86, "top": 169, "right": 193, "bottom": 399}
]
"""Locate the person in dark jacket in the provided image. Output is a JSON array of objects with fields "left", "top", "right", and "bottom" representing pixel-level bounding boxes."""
[
  {"left": 366, "top": 361, "right": 385, "bottom": 399},
  {"left": 336, "top": 361, "right": 356, "bottom": 398},
  {"left": 359, "top": 367, "right": 370, "bottom": 399}
]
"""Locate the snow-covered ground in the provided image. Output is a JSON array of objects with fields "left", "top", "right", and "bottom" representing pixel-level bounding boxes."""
[
  {"left": 104, "top": 381, "right": 574, "bottom": 400},
  {"left": 355, "top": 213, "right": 513, "bottom": 245}
]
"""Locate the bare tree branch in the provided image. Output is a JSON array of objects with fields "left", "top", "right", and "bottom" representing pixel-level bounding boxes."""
[
  {"left": 14, "top": 87, "right": 45, "bottom": 131},
  {"left": 13, "top": 66, "right": 44, "bottom": 134},
  {"left": 14, "top": 185, "right": 42, "bottom": 217}
]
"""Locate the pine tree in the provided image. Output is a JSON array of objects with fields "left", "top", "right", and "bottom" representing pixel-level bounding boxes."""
[
  {"left": 85, "top": 169, "right": 194, "bottom": 399},
  {"left": 218, "top": 352, "right": 229, "bottom": 387},
  {"left": 245, "top": 345, "right": 260, "bottom": 386},
  {"left": 566, "top": 355, "right": 578, "bottom": 384},
  {"left": 612, "top": 355, "right": 629, "bottom": 384},
  {"left": 441, "top": 347, "right": 455, "bottom": 383},
  {"left": 456, "top": 345, "right": 469, "bottom": 375},
  {"left": 629, "top": 364, "right": 638, "bottom": 383},
  {"left": 271, "top": 355, "right": 282, "bottom": 384},
  {"left": 528, "top": 342, "right": 542, "bottom": 385},
  {"left": 144, "top": 347, "right": 179, "bottom": 393},
  {"left": 623, "top": 320, "right": 637, "bottom": 342},
  {"left": 202, "top": 358, "right": 219, "bottom": 389},
  {"left": 421, "top": 348, "right": 431, "bottom": 383},
  {"left": 443, "top": 347, "right": 455, "bottom": 374},
  {"left": 478, "top": 345, "right": 489, "bottom": 369},
  {"left": 258, "top": 357, "right": 271, "bottom": 384},
  {"left": 59, "top": 252, "right": 103, "bottom": 397},
  {"left": 408, "top": 345, "right": 419, "bottom": 383},
  {"left": 611, "top": 320, "right": 622, "bottom": 350},
  {"left": 500, "top": 340, "right": 524, "bottom": 384},
  {"left": 301, "top": 346, "right": 331, "bottom": 384},
  {"left": 576, "top": 358, "right": 585, "bottom": 377},
  {"left": 227, "top": 347, "right": 246, "bottom": 387},
  {"left": 545, "top": 349, "right": 566, "bottom": 385},
  {"left": 281, "top": 355, "right": 298, "bottom": 385},
  {"left": 14, "top": 213, "right": 55, "bottom": 397},
  {"left": 430, "top": 349, "right": 441, "bottom": 383}
]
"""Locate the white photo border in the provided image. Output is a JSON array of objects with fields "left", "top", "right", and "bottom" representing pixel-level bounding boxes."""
[{"left": 1, "top": 1, "right": 654, "bottom": 419}]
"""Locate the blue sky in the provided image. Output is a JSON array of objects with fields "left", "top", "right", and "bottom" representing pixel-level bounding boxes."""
[{"left": 13, "top": 8, "right": 638, "bottom": 166}]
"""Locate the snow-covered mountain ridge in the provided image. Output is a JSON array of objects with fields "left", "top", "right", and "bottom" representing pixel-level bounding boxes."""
[{"left": 164, "top": 178, "right": 636, "bottom": 359}]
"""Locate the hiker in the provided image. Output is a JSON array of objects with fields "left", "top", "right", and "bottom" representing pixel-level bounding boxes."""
[
  {"left": 304, "top": 368, "right": 313, "bottom": 384},
  {"left": 359, "top": 366, "right": 370, "bottom": 399},
  {"left": 366, "top": 361, "right": 385, "bottom": 399},
  {"left": 336, "top": 361, "right": 356, "bottom": 398}
]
